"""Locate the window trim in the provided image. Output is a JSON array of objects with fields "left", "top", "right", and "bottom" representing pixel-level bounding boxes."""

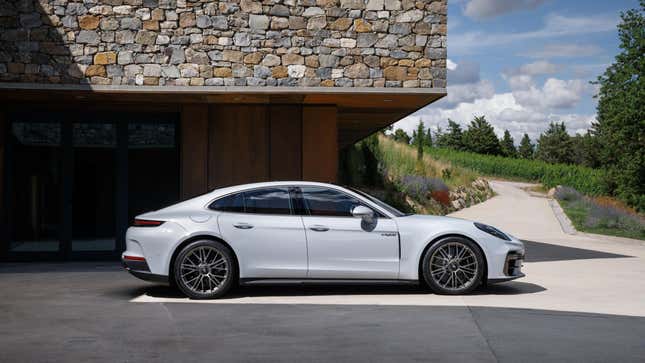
[{"left": 205, "top": 184, "right": 395, "bottom": 219}]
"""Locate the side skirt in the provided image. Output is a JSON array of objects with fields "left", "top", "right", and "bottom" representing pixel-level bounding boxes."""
[{"left": 239, "top": 278, "right": 420, "bottom": 286}]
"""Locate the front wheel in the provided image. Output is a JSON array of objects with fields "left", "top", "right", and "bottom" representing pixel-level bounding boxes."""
[
  {"left": 173, "top": 240, "right": 236, "bottom": 299},
  {"left": 421, "top": 237, "right": 484, "bottom": 295}
]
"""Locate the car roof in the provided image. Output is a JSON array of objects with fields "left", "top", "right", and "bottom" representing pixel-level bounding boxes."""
[{"left": 209, "top": 181, "right": 339, "bottom": 195}]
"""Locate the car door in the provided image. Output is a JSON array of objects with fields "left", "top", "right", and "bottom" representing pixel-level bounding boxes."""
[
  {"left": 215, "top": 187, "right": 308, "bottom": 279},
  {"left": 298, "top": 186, "right": 400, "bottom": 279}
]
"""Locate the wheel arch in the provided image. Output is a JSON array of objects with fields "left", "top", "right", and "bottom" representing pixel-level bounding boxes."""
[
  {"left": 168, "top": 235, "right": 240, "bottom": 285},
  {"left": 417, "top": 233, "right": 489, "bottom": 284}
]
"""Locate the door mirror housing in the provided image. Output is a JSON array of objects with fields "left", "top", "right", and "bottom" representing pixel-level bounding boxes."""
[{"left": 352, "top": 205, "right": 375, "bottom": 221}]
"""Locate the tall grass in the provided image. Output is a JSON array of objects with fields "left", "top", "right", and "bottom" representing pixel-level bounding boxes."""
[
  {"left": 427, "top": 147, "right": 606, "bottom": 196},
  {"left": 378, "top": 136, "right": 477, "bottom": 188}
]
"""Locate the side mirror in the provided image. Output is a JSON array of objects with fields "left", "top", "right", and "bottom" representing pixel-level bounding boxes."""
[{"left": 352, "top": 205, "right": 375, "bottom": 222}]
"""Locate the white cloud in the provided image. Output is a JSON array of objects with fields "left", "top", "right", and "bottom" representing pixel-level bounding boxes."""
[
  {"left": 440, "top": 80, "right": 495, "bottom": 107},
  {"left": 446, "top": 59, "right": 458, "bottom": 71},
  {"left": 512, "top": 78, "right": 589, "bottom": 109},
  {"left": 451, "top": 13, "right": 618, "bottom": 55},
  {"left": 521, "top": 43, "right": 604, "bottom": 58},
  {"left": 448, "top": 60, "right": 481, "bottom": 84},
  {"left": 512, "top": 60, "right": 561, "bottom": 76},
  {"left": 394, "top": 72, "right": 597, "bottom": 142},
  {"left": 396, "top": 93, "right": 597, "bottom": 141},
  {"left": 464, "top": 0, "right": 548, "bottom": 19}
]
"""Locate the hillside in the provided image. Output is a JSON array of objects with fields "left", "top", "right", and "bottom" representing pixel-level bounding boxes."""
[{"left": 340, "top": 134, "right": 494, "bottom": 215}]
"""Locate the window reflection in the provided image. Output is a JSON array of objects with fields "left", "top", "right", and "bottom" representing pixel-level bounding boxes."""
[
  {"left": 244, "top": 188, "right": 291, "bottom": 215},
  {"left": 301, "top": 187, "right": 363, "bottom": 217}
]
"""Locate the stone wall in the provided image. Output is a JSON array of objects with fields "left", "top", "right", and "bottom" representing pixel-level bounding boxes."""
[{"left": 0, "top": 0, "right": 446, "bottom": 88}]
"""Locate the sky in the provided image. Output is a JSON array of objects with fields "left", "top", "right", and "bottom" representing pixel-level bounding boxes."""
[{"left": 393, "top": 0, "right": 639, "bottom": 143}]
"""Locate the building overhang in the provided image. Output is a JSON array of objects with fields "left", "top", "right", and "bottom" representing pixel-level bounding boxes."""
[{"left": 0, "top": 82, "right": 446, "bottom": 148}]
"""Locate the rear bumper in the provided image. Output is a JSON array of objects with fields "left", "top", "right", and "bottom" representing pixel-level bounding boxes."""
[{"left": 122, "top": 255, "right": 169, "bottom": 284}]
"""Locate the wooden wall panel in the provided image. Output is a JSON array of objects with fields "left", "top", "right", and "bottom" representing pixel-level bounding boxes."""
[
  {"left": 208, "top": 104, "right": 269, "bottom": 188},
  {"left": 302, "top": 106, "right": 338, "bottom": 183},
  {"left": 270, "top": 105, "right": 302, "bottom": 180},
  {"left": 180, "top": 104, "right": 209, "bottom": 199}
]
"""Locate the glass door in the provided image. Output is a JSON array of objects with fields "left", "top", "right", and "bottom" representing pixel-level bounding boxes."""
[
  {"left": 6, "top": 120, "right": 63, "bottom": 257},
  {"left": 3, "top": 111, "right": 179, "bottom": 261},
  {"left": 70, "top": 121, "right": 117, "bottom": 253}
]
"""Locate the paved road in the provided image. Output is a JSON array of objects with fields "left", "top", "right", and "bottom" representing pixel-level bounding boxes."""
[{"left": 1, "top": 181, "right": 644, "bottom": 362}]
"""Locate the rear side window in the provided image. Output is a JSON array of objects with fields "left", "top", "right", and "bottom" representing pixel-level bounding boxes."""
[
  {"left": 301, "top": 187, "right": 365, "bottom": 217},
  {"left": 209, "top": 192, "right": 244, "bottom": 212},
  {"left": 244, "top": 188, "right": 291, "bottom": 215}
]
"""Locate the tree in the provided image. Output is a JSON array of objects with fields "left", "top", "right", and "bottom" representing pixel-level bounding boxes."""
[
  {"left": 414, "top": 121, "right": 425, "bottom": 160},
  {"left": 592, "top": 0, "right": 644, "bottom": 210},
  {"left": 518, "top": 133, "right": 534, "bottom": 159},
  {"left": 500, "top": 130, "right": 517, "bottom": 157},
  {"left": 392, "top": 128, "right": 411, "bottom": 144},
  {"left": 436, "top": 119, "right": 464, "bottom": 150},
  {"left": 425, "top": 126, "right": 433, "bottom": 147},
  {"left": 535, "top": 122, "right": 573, "bottom": 164},
  {"left": 570, "top": 133, "right": 601, "bottom": 168},
  {"left": 462, "top": 116, "right": 501, "bottom": 155}
]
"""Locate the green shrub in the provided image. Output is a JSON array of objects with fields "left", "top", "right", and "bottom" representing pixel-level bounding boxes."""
[{"left": 427, "top": 147, "right": 607, "bottom": 196}]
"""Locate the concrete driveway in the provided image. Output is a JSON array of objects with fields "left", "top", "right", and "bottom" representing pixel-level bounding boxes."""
[{"left": 1, "top": 180, "right": 644, "bottom": 362}]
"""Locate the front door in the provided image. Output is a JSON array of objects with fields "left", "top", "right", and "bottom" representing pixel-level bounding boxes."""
[
  {"left": 299, "top": 186, "right": 400, "bottom": 279},
  {"left": 216, "top": 187, "right": 308, "bottom": 278}
]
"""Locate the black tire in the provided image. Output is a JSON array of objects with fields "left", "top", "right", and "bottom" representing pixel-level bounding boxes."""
[
  {"left": 173, "top": 240, "right": 237, "bottom": 299},
  {"left": 421, "top": 236, "right": 484, "bottom": 295}
]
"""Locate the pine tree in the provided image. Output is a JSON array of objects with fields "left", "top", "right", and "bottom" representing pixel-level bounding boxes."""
[
  {"left": 518, "top": 133, "right": 534, "bottom": 159},
  {"left": 462, "top": 116, "right": 501, "bottom": 155},
  {"left": 592, "top": 0, "right": 644, "bottom": 210},
  {"left": 500, "top": 130, "right": 517, "bottom": 157},
  {"left": 425, "top": 126, "right": 433, "bottom": 147},
  {"left": 415, "top": 121, "right": 425, "bottom": 160},
  {"left": 393, "top": 128, "right": 411, "bottom": 144},
  {"left": 535, "top": 122, "right": 573, "bottom": 164}
]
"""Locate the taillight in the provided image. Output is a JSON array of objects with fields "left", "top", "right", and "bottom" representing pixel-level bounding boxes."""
[{"left": 133, "top": 219, "right": 165, "bottom": 227}]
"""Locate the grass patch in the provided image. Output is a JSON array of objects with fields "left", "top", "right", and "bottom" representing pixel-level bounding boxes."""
[{"left": 555, "top": 187, "right": 644, "bottom": 240}]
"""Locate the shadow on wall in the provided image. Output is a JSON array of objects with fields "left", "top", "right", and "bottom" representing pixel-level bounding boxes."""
[{"left": 0, "top": 0, "right": 85, "bottom": 84}]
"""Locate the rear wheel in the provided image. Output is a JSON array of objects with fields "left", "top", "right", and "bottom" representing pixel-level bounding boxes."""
[
  {"left": 173, "top": 240, "right": 236, "bottom": 299},
  {"left": 421, "top": 237, "right": 484, "bottom": 295}
]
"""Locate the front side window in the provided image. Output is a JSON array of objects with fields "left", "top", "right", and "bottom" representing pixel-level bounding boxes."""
[{"left": 301, "top": 187, "right": 369, "bottom": 217}]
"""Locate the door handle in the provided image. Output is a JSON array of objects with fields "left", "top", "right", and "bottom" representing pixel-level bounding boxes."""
[
  {"left": 233, "top": 223, "right": 253, "bottom": 229},
  {"left": 310, "top": 225, "right": 329, "bottom": 232}
]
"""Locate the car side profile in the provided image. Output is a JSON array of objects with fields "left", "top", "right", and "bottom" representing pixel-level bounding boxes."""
[{"left": 122, "top": 181, "right": 525, "bottom": 299}]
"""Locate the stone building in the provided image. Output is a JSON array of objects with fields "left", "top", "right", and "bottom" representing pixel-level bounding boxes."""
[{"left": 0, "top": 0, "right": 447, "bottom": 260}]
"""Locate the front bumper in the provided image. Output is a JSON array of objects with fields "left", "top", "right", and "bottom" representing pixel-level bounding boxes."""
[{"left": 489, "top": 250, "right": 525, "bottom": 283}]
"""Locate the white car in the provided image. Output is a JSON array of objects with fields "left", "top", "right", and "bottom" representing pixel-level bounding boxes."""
[{"left": 122, "top": 181, "right": 525, "bottom": 299}]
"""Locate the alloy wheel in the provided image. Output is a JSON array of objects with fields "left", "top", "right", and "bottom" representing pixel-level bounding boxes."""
[
  {"left": 179, "top": 246, "right": 229, "bottom": 294},
  {"left": 429, "top": 242, "right": 479, "bottom": 291}
]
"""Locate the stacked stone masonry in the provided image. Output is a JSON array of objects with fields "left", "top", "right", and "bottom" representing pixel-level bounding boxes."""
[{"left": 0, "top": 0, "right": 447, "bottom": 88}]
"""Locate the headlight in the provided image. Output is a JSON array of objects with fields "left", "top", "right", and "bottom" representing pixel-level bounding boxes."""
[{"left": 474, "top": 222, "right": 510, "bottom": 241}]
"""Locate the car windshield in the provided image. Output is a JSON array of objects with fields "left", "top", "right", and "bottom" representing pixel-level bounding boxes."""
[{"left": 344, "top": 186, "right": 412, "bottom": 217}]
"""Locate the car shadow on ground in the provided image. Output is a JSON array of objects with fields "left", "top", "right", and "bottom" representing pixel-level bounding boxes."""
[
  {"left": 522, "top": 240, "right": 632, "bottom": 262},
  {"left": 128, "top": 280, "right": 546, "bottom": 300}
]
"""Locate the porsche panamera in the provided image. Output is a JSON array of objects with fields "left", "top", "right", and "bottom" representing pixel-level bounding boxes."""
[{"left": 122, "top": 181, "right": 525, "bottom": 299}]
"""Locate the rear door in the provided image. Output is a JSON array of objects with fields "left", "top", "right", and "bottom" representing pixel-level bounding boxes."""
[
  {"left": 215, "top": 187, "right": 308, "bottom": 278},
  {"left": 298, "top": 186, "right": 399, "bottom": 279}
]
